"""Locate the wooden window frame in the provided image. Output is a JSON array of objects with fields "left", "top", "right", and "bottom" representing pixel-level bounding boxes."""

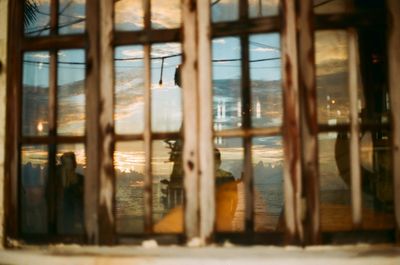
[{"left": 4, "top": 0, "right": 400, "bottom": 246}]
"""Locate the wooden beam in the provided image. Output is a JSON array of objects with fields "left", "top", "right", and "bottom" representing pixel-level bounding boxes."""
[
  {"left": 143, "top": 0, "right": 153, "bottom": 234},
  {"left": 4, "top": 0, "right": 23, "bottom": 243},
  {"left": 387, "top": 0, "right": 400, "bottom": 241},
  {"left": 85, "top": 0, "right": 100, "bottom": 244},
  {"left": 182, "top": 0, "right": 200, "bottom": 240},
  {"left": 348, "top": 28, "right": 362, "bottom": 227},
  {"left": 214, "top": 127, "right": 281, "bottom": 138},
  {"left": 197, "top": 0, "right": 215, "bottom": 243},
  {"left": 297, "top": 0, "right": 320, "bottom": 245},
  {"left": 281, "top": 0, "right": 302, "bottom": 244},
  {"left": 114, "top": 29, "right": 181, "bottom": 46},
  {"left": 212, "top": 17, "right": 280, "bottom": 38},
  {"left": 21, "top": 35, "right": 86, "bottom": 51},
  {"left": 97, "top": 0, "right": 116, "bottom": 245}
]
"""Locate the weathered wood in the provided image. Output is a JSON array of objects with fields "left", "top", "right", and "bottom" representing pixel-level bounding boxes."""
[
  {"left": 143, "top": 0, "right": 152, "bottom": 234},
  {"left": 197, "top": 0, "right": 215, "bottom": 243},
  {"left": 98, "top": 0, "right": 116, "bottom": 245},
  {"left": 314, "top": 12, "right": 386, "bottom": 30},
  {"left": 4, "top": 0, "right": 23, "bottom": 243},
  {"left": 212, "top": 17, "right": 280, "bottom": 38},
  {"left": 21, "top": 35, "right": 85, "bottom": 51},
  {"left": 348, "top": 28, "right": 362, "bottom": 227},
  {"left": 85, "top": 0, "right": 100, "bottom": 244},
  {"left": 20, "top": 136, "right": 85, "bottom": 144},
  {"left": 387, "top": 0, "right": 400, "bottom": 239},
  {"left": 50, "top": 0, "right": 59, "bottom": 35},
  {"left": 240, "top": 32, "right": 254, "bottom": 232},
  {"left": 281, "top": 0, "right": 302, "bottom": 244},
  {"left": 297, "top": 0, "right": 320, "bottom": 245},
  {"left": 214, "top": 127, "right": 281, "bottom": 138},
  {"left": 182, "top": 0, "right": 200, "bottom": 240},
  {"left": 114, "top": 29, "right": 181, "bottom": 46},
  {"left": 48, "top": 51, "right": 57, "bottom": 137},
  {"left": 318, "top": 123, "right": 390, "bottom": 133}
]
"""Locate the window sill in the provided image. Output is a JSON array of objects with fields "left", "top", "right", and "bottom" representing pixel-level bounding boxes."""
[{"left": 1, "top": 244, "right": 399, "bottom": 265}]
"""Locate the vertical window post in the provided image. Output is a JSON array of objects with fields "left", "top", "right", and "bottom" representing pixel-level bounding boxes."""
[{"left": 387, "top": 0, "right": 400, "bottom": 242}]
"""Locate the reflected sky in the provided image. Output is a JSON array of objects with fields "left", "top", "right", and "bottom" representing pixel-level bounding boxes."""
[{"left": 22, "top": 7, "right": 349, "bottom": 174}]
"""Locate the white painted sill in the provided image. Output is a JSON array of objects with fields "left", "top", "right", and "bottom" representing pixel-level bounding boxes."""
[{"left": 0, "top": 244, "right": 400, "bottom": 265}]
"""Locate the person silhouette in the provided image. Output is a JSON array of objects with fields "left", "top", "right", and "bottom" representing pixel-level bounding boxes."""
[{"left": 57, "top": 152, "right": 84, "bottom": 234}]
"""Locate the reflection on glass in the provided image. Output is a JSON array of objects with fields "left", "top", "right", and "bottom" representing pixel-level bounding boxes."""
[
  {"left": 151, "top": 43, "right": 182, "bottom": 133},
  {"left": 250, "top": 34, "right": 282, "bottom": 128},
  {"left": 21, "top": 145, "right": 48, "bottom": 234},
  {"left": 152, "top": 139, "right": 183, "bottom": 233},
  {"left": 252, "top": 136, "right": 284, "bottom": 232},
  {"left": 319, "top": 133, "right": 352, "bottom": 231},
  {"left": 314, "top": 0, "right": 354, "bottom": 14},
  {"left": 115, "top": 141, "right": 145, "bottom": 234},
  {"left": 152, "top": 0, "right": 181, "bottom": 29},
  {"left": 115, "top": 46, "right": 145, "bottom": 135},
  {"left": 249, "top": 0, "right": 279, "bottom": 18},
  {"left": 213, "top": 37, "right": 241, "bottom": 131},
  {"left": 115, "top": 0, "right": 144, "bottom": 31},
  {"left": 215, "top": 137, "right": 243, "bottom": 232},
  {"left": 56, "top": 144, "right": 85, "bottom": 234},
  {"left": 57, "top": 50, "right": 85, "bottom": 136},
  {"left": 23, "top": 52, "right": 49, "bottom": 136},
  {"left": 24, "top": 0, "right": 50, "bottom": 36},
  {"left": 211, "top": 0, "right": 238, "bottom": 23},
  {"left": 316, "top": 31, "right": 350, "bottom": 125},
  {"left": 358, "top": 28, "right": 390, "bottom": 125},
  {"left": 360, "top": 131, "right": 394, "bottom": 229},
  {"left": 320, "top": 131, "right": 395, "bottom": 231},
  {"left": 59, "top": 0, "right": 86, "bottom": 35}
]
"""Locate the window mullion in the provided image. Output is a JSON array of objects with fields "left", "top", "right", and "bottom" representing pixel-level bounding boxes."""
[
  {"left": 143, "top": 0, "right": 153, "bottom": 234},
  {"left": 182, "top": 0, "right": 200, "bottom": 240},
  {"left": 387, "top": 0, "right": 400, "bottom": 240},
  {"left": 85, "top": 0, "right": 100, "bottom": 244},
  {"left": 197, "top": 0, "right": 214, "bottom": 242},
  {"left": 97, "top": 0, "right": 116, "bottom": 245},
  {"left": 297, "top": 0, "right": 320, "bottom": 244},
  {"left": 348, "top": 28, "right": 362, "bottom": 227},
  {"left": 281, "top": 0, "right": 303, "bottom": 244}
]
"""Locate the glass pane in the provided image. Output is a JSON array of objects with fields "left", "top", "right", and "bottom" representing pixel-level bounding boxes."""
[
  {"left": 316, "top": 31, "right": 350, "bottom": 125},
  {"left": 314, "top": 0, "right": 354, "bottom": 14},
  {"left": 252, "top": 136, "right": 284, "bottom": 232},
  {"left": 319, "top": 132, "right": 352, "bottom": 231},
  {"left": 22, "top": 52, "right": 49, "bottom": 136},
  {"left": 151, "top": 0, "right": 181, "bottom": 29},
  {"left": 115, "top": 141, "right": 145, "bottom": 234},
  {"left": 59, "top": 0, "right": 86, "bottom": 35},
  {"left": 153, "top": 139, "right": 183, "bottom": 233},
  {"left": 151, "top": 43, "right": 182, "bottom": 133},
  {"left": 115, "top": 46, "right": 145, "bottom": 135},
  {"left": 212, "top": 0, "right": 239, "bottom": 23},
  {"left": 213, "top": 37, "right": 241, "bottom": 131},
  {"left": 115, "top": 0, "right": 144, "bottom": 31},
  {"left": 57, "top": 49, "right": 85, "bottom": 136},
  {"left": 215, "top": 137, "right": 244, "bottom": 232},
  {"left": 24, "top": 0, "right": 50, "bottom": 37},
  {"left": 249, "top": 0, "right": 279, "bottom": 18},
  {"left": 21, "top": 145, "right": 48, "bottom": 234},
  {"left": 360, "top": 130, "right": 395, "bottom": 229},
  {"left": 250, "top": 33, "right": 282, "bottom": 128},
  {"left": 56, "top": 144, "right": 85, "bottom": 234},
  {"left": 358, "top": 29, "right": 390, "bottom": 125}
]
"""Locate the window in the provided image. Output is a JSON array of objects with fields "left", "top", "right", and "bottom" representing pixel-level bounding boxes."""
[{"left": 5, "top": 0, "right": 399, "bottom": 246}]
